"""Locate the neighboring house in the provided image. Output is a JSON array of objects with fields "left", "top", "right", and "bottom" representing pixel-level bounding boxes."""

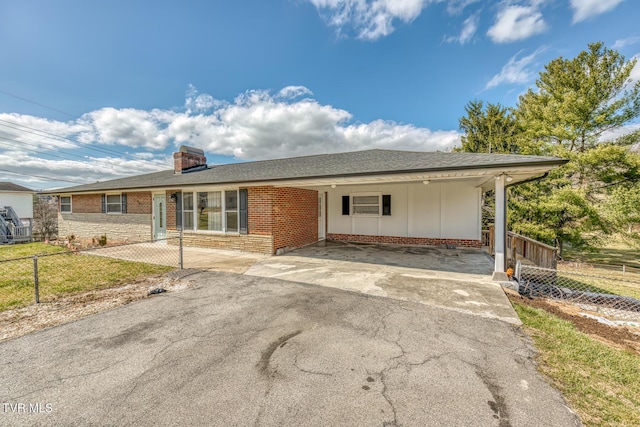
[
  {"left": 49, "top": 147, "right": 566, "bottom": 277},
  {"left": 0, "top": 182, "right": 35, "bottom": 244}
]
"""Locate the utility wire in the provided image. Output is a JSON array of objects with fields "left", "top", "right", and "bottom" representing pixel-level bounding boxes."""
[
  {"left": 0, "top": 140, "right": 75, "bottom": 161},
  {"left": 0, "top": 119, "right": 143, "bottom": 161},
  {"left": 0, "top": 89, "right": 76, "bottom": 118},
  {"left": 0, "top": 168, "right": 87, "bottom": 184}
]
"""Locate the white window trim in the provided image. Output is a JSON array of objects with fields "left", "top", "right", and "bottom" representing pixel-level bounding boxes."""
[
  {"left": 182, "top": 189, "right": 240, "bottom": 234},
  {"left": 105, "top": 193, "right": 122, "bottom": 215},
  {"left": 60, "top": 196, "right": 72, "bottom": 213},
  {"left": 351, "top": 192, "right": 382, "bottom": 217}
]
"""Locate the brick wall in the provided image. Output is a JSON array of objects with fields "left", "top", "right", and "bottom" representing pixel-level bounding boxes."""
[
  {"left": 58, "top": 212, "right": 152, "bottom": 243},
  {"left": 69, "top": 192, "right": 151, "bottom": 214},
  {"left": 248, "top": 186, "right": 274, "bottom": 235},
  {"left": 326, "top": 233, "right": 482, "bottom": 248},
  {"left": 69, "top": 194, "right": 102, "bottom": 213},
  {"left": 273, "top": 187, "right": 318, "bottom": 252},
  {"left": 166, "top": 190, "right": 178, "bottom": 229},
  {"left": 126, "top": 192, "right": 152, "bottom": 214}
]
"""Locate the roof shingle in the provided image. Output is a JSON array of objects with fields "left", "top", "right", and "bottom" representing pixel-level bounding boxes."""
[
  {"left": 51, "top": 149, "right": 566, "bottom": 193},
  {"left": 0, "top": 182, "right": 34, "bottom": 192}
]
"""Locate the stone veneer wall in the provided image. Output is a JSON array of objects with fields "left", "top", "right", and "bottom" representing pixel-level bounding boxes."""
[
  {"left": 58, "top": 213, "right": 152, "bottom": 243},
  {"left": 327, "top": 233, "right": 482, "bottom": 248},
  {"left": 167, "top": 230, "right": 273, "bottom": 254}
]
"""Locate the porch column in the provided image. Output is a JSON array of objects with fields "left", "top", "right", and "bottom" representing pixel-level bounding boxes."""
[{"left": 492, "top": 174, "right": 508, "bottom": 281}]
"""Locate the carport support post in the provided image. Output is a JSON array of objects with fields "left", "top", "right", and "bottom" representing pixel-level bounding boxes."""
[{"left": 492, "top": 175, "right": 508, "bottom": 281}]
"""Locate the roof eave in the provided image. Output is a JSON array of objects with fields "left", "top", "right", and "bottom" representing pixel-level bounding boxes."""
[{"left": 47, "top": 159, "right": 566, "bottom": 195}]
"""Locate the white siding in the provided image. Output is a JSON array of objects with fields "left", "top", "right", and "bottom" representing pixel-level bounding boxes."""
[
  {"left": 327, "top": 181, "right": 481, "bottom": 241},
  {"left": 0, "top": 193, "right": 33, "bottom": 220}
]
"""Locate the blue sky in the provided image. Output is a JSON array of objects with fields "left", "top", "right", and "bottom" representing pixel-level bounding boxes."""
[{"left": 1, "top": 0, "right": 639, "bottom": 190}]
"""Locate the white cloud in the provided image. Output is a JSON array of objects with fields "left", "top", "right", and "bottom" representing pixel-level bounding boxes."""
[
  {"left": 444, "top": 13, "right": 478, "bottom": 44},
  {"left": 185, "top": 84, "right": 226, "bottom": 114},
  {"left": 598, "top": 123, "right": 640, "bottom": 143},
  {"left": 485, "top": 47, "right": 546, "bottom": 89},
  {"left": 487, "top": 4, "right": 547, "bottom": 43},
  {"left": 569, "top": 0, "right": 624, "bottom": 24},
  {"left": 630, "top": 55, "right": 640, "bottom": 82},
  {"left": 612, "top": 36, "right": 640, "bottom": 50},
  {"left": 307, "top": 0, "right": 431, "bottom": 40},
  {"left": 445, "top": 0, "right": 481, "bottom": 15},
  {"left": 0, "top": 84, "right": 462, "bottom": 189},
  {"left": 277, "top": 86, "right": 314, "bottom": 99},
  {"left": 83, "top": 108, "right": 172, "bottom": 150}
]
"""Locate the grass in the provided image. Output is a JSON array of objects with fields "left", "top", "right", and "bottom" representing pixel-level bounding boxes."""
[
  {"left": 557, "top": 239, "right": 640, "bottom": 299},
  {"left": 514, "top": 302, "right": 640, "bottom": 427},
  {"left": 563, "top": 242, "right": 640, "bottom": 270},
  {"left": 0, "top": 243, "right": 174, "bottom": 312},
  {"left": 554, "top": 272, "right": 640, "bottom": 300},
  {"left": 0, "top": 242, "right": 68, "bottom": 260}
]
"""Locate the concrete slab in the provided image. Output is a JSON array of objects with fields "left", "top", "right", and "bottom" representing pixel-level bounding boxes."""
[
  {"left": 87, "top": 242, "right": 268, "bottom": 273},
  {"left": 90, "top": 241, "right": 518, "bottom": 323},
  {"left": 182, "top": 246, "right": 268, "bottom": 273},
  {"left": 0, "top": 271, "right": 581, "bottom": 427},
  {"left": 246, "top": 242, "right": 519, "bottom": 324}
]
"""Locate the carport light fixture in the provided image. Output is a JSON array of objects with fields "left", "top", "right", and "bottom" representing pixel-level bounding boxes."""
[
  {"left": 331, "top": 184, "right": 336, "bottom": 188},
  {"left": 422, "top": 180, "right": 430, "bottom": 185},
  {"left": 494, "top": 174, "right": 513, "bottom": 182}
]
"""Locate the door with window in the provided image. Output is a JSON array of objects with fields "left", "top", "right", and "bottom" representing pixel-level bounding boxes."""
[
  {"left": 318, "top": 193, "right": 325, "bottom": 240},
  {"left": 153, "top": 194, "right": 167, "bottom": 240}
]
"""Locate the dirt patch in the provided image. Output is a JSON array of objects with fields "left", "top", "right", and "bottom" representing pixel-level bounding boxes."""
[
  {"left": 0, "top": 272, "right": 196, "bottom": 343},
  {"left": 505, "top": 288, "right": 640, "bottom": 355}
]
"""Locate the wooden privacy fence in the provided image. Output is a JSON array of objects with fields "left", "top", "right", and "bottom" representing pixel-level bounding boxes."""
[{"left": 484, "top": 227, "right": 558, "bottom": 269}]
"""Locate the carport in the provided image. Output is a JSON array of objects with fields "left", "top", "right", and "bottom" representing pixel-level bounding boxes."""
[
  {"left": 87, "top": 239, "right": 518, "bottom": 323},
  {"left": 245, "top": 241, "right": 519, "bottom": 324}
]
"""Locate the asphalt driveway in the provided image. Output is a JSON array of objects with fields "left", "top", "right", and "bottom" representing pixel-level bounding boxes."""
[{"left": 0, "top": 271, "right": 580, "bottom": 426}]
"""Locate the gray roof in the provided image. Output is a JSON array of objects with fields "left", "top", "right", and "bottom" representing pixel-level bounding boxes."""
[
  {"left": 52, "top": 149, "right": 566, "bottom": 194},
  {"left": 0, "top": 182, "right": 34, "bottom": 192}
]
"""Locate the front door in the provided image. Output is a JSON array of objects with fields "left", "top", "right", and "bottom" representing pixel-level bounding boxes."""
[
  {"left": 153, "top": 194, "right": 167, "bottom": 240},
  {"left": 318, "top": 193, "right": 325, "bottom": 240}
]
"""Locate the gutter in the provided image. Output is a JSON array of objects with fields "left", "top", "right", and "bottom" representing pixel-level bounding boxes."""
[{"left": 506, "top": 171, "right": 550, "bottom": 189}]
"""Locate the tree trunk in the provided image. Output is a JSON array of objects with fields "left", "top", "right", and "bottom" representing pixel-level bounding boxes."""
[{"left": 557, "top": 238, "right": 564, "bottom": 259}]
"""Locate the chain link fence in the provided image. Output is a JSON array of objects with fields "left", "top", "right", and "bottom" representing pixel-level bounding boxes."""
[
  {"left": 0, "top": 238, "right": 182, "bottom": 312},
  {"left": 515, "top": 261, "right": 640, "bottom": 321},
  {"left": 557, "top": 260, "right": 640, "bottom": 280}
]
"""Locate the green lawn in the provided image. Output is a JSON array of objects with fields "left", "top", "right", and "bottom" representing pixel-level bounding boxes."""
[
  {"left": 514, "top": 303, "right": 640, "bottom": 427},
  {"left": 563, "top": 244, "right": 640, "bottom": 269},
  {"left": 0, "top": 242, "right": 68, "bottom": 260},
  {"left": 0, "top": 243, "right": 174, "bottom": 312}
]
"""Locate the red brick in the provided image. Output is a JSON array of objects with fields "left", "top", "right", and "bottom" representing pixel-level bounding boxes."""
[{"left": 326, "top": 233, "right": 481, "bottom": 248}]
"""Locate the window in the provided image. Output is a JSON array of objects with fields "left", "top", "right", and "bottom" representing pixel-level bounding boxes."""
[
  {"left": 60, "top": 196, "right": 71, "bottom": 213},
  {"left": 183, "top": 192, "right": 194, "bottom": 230},
  {"left": 198, "top": 191, "right": 222, "bottom": 231},
  {"left": 352, "top": 195, "right": 380, "bottom": 215},
  {"left": 225, "top": 190, "right": 238, "bottom": 232},
  {"left": 106, "top": 194, "right": 122, "bottom": 213},
  {"left": 344, "top": 194, "right": 391, "bottom": 216},
  {"left": 101, "top": 194, "right": 126, "bottom": 214},
  {"left": 181, "top": 190, "right": 240, "bottom": 233}
]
